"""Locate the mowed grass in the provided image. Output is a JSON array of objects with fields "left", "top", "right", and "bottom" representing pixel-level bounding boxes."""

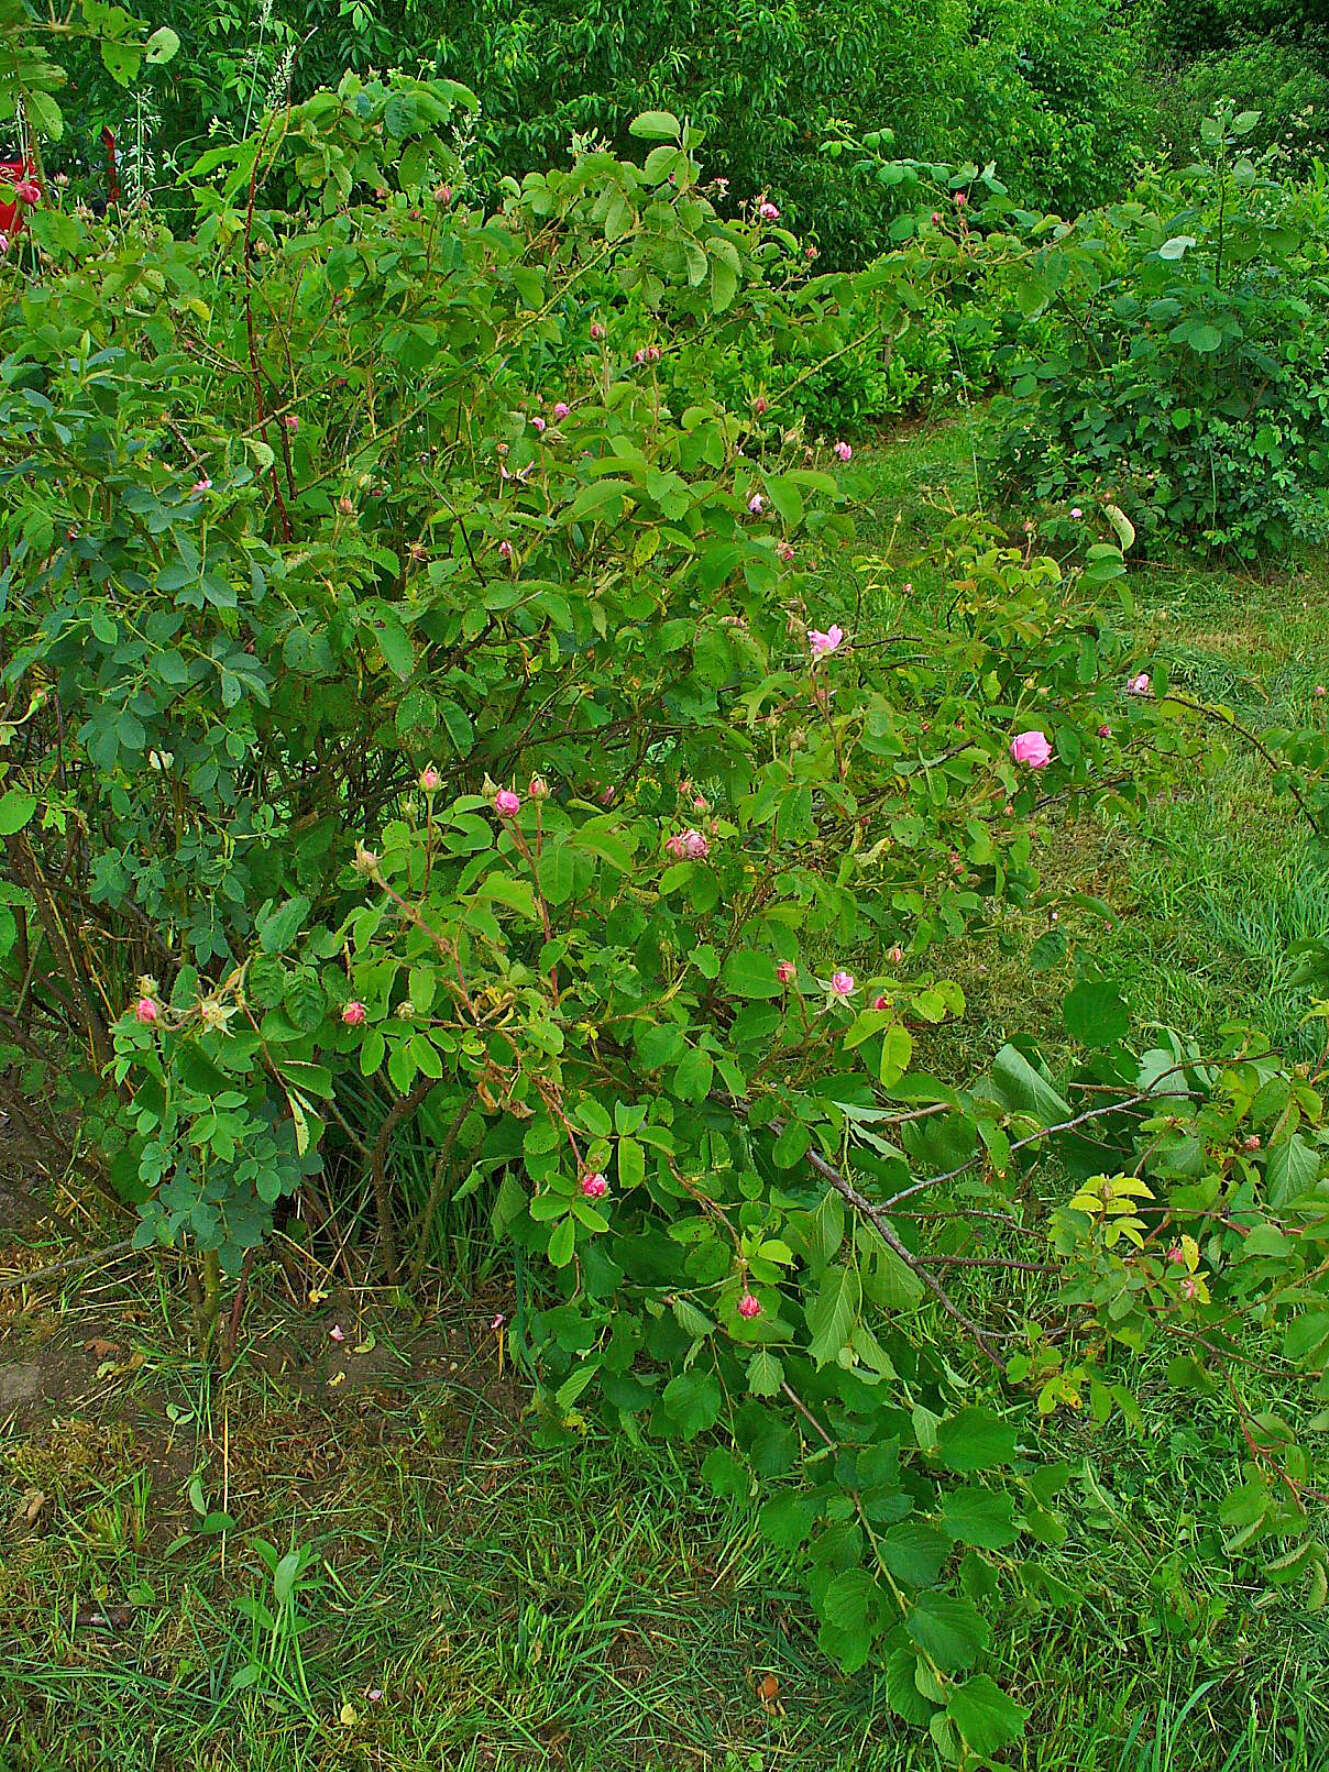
[{"left": 5, "top": 412, "right": 1329, "bottom": 1772}]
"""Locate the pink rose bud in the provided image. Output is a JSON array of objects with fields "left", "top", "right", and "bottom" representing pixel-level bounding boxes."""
[
  {"left": 747, "top": 492, "right": 765, "bottom": 514},
  {"left": 955, "top": 192, "right": 967, "bottom": 206},
  {"left": 531, "top": 415, "right": 546, "bottom": 432},
  {"left": 805, "top": 244, "right": 818, "bottom": 259},
  {"left": 553, "top": 402, "right": 571, "bottom": 420},
  {"left": 494, "top": 788, "right": 521, "bottom": 818},
  {"left": 646, "top": 345, "right": 661, "bottom": 363},
  {"left": 135, "top": 997, "right": 158, "bottom": 1025},
  {"left": 873, "top": 994, "right": 889, "bottom": 1011},
  {"left": 490, "top": 1312, "right": 506, "bottom": 1330},
  {"left": 777, "top": 542, "right": 795, "bottom": 563},
  {"left": 528, "top": 773, "right": 550, "bottom": 800},
  {"left": 1166, "top": 1245, "right": 1186, "bottom": 1264},
  {"left": 1180, "top": 1277, "right": 1197, "bottom": 1300},
  {"left": 808, "top": 625, "right": 845, "bottom": 658},
  {"left": 666, "top": 833, "right": 687, "bottom": 859},
  {"left": 283, "top": 414, "right": 299, "bottom": 433},
  {"left": 930, "top": 210, "right": 941, "bottom": 224},
  {"left": 581, "top": 1171, "right": 608, "bottom": 1199},
  {"left": 833, "top": 440, "right": 852, "bottom": 463},
  {"left": 758, "top": 200, "right": 779, "bottom": 220},
  {"left": 1315, "top": 685, "right": 1326, "bottom": 698},
  {"left": 419, "top": 766, "right": 441, "bottom": 792},
  {"left": 498, "top": 540, "right": 513, "bottom": 560},
  {"left": 680, "top": 829, "right": 709, "bottom": 860},
  {"left": 753, "top": 395, "right": 768, "bottom": 415},
  {"left": 776, "top": 960, "right": 797, "bottom": 984},
  {"left": 737, "top": 1292, "right": 762, "bottom": 1319},
  {"left": 1010, "top": 730, "right": 1053, "bottom": 768},
  {"left": 342, "top": 1001, "right": 367, "bottom": 1026},
  {"left": 830, "top": 970, "right": 855, "bottom": 996},
  {"left": 1127, "top": 673, "right": 1151, "bottom": 695},
  {"left": 590, "top": 322, "right": 606, "bottom": 340},
  {"left": 15, "top": 180, "right": 40, "bottom": 205},
  {"left": 1244, "top": 1134, "right": 1261, "bottom": 1151},
  {"left": 888, "top": 944, "right": 904, "bottom": 964},
  {"left": 1098, "top": 724, "right": 1112, "bottom": 738},
  {"left": 634, "top": 348, "right": 647, "bottom": 365}
]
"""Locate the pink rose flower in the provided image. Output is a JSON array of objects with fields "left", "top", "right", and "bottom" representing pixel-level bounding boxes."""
[
  {"left": 808, "top": 625, "right": 844, "bottom": 658},
  {"left": 1180, "top": 1277, "right": 1198, "bottom": 1300},
  {"left": 15, "top": 180, "right": 40, "bottom": 205},
  {"left": 531, "top": 416, "right": 546, "bottom": 432},
  {"left": 833, "top": 441, "right": 852, "bottom": 463},
  {"left": 758, "top": 200, "right": 779, "bottom": 221},
  {"left": 1127, "top": 672, "right": 1151, "bottom": 695},
  {"left": 581, "top": 1172, "right": 608, "bottom": 1199},
  {"left": 930, "top": 211, "right": 941, "bottom": 224},
  {"left": 747, "top": 492, "right": 765, "bottom": 515},
  {"left": 1098, "top": 724, "right": 1111, "bottom": 738},
  {"left": 1010, "top": 730, "right": 1053, "bottom": 768},
  {"left": 872, "top": 994, "right": 889, "bottom": 1011},
  {"left": 283, "top": 414, "right": 299, "bottom": 433},
  {"left": 646, "top": 345, "right": 661, "bottom": 363},
  {"left": 829, "top": 970, "right": 855, "bottom": 996},
  {"left": 590, "top": 322, "right": 606, "bottom": 340},
  {"left": 1070, "top": 506, "right": 1083, "bottom": 519},
  {"left": 553, "top": 402, "right": 571, "bottom": 420},
  {"left": 498, "top": 540, "right": 513, "bottom": 560},
  {"left": 633, "top": 348, "right": 647, "bottom": 365},
  {"left": 668, "top": 828, "right": 709, "bottom": 860},
  {"left": 135, "top": 997, "right": 158, "bottom": 1025},
  {"left": 737, "top": 1292, "right": 762, "bottom": 1320},
  {"left": 419, "top": 766, "right": 441, "bottom": 791},
  {"left": 955, "top": 192, "right": 967, "bottom": 207},
  {"left": 753, "top": 395, "right": 768, "bottom": 415},
  {"left": 494, "top": 788, "right": 521, "bottom": 818},
  {"left": 342, "top": 1001, "right": 367, "bottom": 1025},
  {"left": 776, "top": 960, "right": 797, "bottom": 984},
  {"left": 777, "top": 542, "right": 795, "bottom": 563},
  {"left": 887, "top": 944, "right": 904, "bottom": 964},
  {"left": 528, "top": 774, "right": 550, "bottom": 800}
]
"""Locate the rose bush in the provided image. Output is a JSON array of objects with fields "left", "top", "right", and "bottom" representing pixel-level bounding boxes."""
[{"left": 6, "top": 28, "right": 1329, "bottom": 1757}]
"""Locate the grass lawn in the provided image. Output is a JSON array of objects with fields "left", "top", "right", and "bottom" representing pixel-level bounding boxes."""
[{"left": 4, "top": 411, "right": 1329, "bottom": 1772}]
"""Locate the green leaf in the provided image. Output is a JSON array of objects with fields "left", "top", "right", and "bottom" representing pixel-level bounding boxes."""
[
  {"left": 884, "top": 1647, "right": 936, "bottom": 1724},
  {"left": 617, "top": 1136, "right": 645, "bottom": 1189},
  {"left": 936, "top": 1407, "right": 1017, "bottom": 1474},
  {"left": 258, "top": 895, "right": 311, "bottom": 955},
  {"left": 822, "top": 1567, "right": 880, "bottom": 1633},
  {"left": 947, "top": 1673, "right": 1028, "bottom": 1754},
  {"left": 941, "top": 1486, "right": 1020, "bottom": 1549},
  {"left": 629, "top": 110, "right": 681, "bottom": 141},
  {"left": 0, "top": 790, "right": 36, "bottom": 835},
  {"left": 806, "top": 1266, "right": 860, "bottom": 1367},
  {"left": 747, "top": 1348, "right": 783, "bottom": 1397},
  {"left": 878, "top": 1520, "right": 952, "bottom": 1587},
  {"left": 145, "top": 24, "right": 180, "bottom": 62},
  {"left": 1158, "top": 234, "right": 1196, "bottom": 261},
  {"left": 25, "top": 89, "right": 63, "bottom": 140},
  {"left": 537, "top": 842, "right": 575, "bottom": 906},
  {"left": 1187, "top": 322, "right": 1223, "bottom": 354},
  {"left": 905, "top": 1591, "right": 989, "bottom": 1670},
  {"left": 547, "top": 1218, "right": 576, "bottom": 1267},
  {"left": 1062, "top": 981, "right": 1129, "bottom": 1048},
  {"left": 661, "top": 1368, "right": 722, "bottom": 1437},
  {"left": 1267, "top": 1134, "right": 1319, "bottom": 1208},
  {"left": 721, "top": 949, "right": 783, "bottom": 998},
  {"left": 701, "top": 1447, "right": 750, "bottom": 1499},
  {"left": 879, "top": 1024, "right": 914, "bottom": 1088},
  {"left": 989, "top": 1044, "right": 1069, "bottom": 1127}
]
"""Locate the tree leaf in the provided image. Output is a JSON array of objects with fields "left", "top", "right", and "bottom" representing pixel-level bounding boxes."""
[
  {"left": 941, "top": 1486, "right": 1020, "bottom": 1549},
  {"left": 936, "top": 1407, "right": 1017, "bottom": 1474},
  {"left": 947, "top": 1673, "right": 1028, "bottom": 1754},
  {"left": 1062, "top": 980, "right": 1129, "bottom": 1048},
  {"left": 806, "top": 1266, "right": 860, "bottom": 1367},
  {"left": 905, "top": 1590, "right": 989, "bottom": 1670}
]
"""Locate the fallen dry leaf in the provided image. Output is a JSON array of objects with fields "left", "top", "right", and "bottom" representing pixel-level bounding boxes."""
[
  {"left": 20, "top": 1488, "right": 47, "bottom": 1527},
  {"left": 84, "top": 1338, "right": 121, "bottom": 1359}
]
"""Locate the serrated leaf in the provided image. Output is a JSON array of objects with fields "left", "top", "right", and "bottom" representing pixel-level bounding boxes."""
[
  {"left": 905, "top": 1590, "right": 989, "bottom": 1670},
  {"left": 941, "top": 1486, "right": 1020, "bottom": 1549},
  {"left": 806, "top": 1266, "right": 859, "bottom": 1367},
  {"left": 747, "top": 1348, "right": 783, "bottom": 1397},
  {"left": 937, "top": 1407, "right": 1016, "bottom": 1474},
  {"left": 947, "top": 1673, "right": 1028, "bottom": 1754}
]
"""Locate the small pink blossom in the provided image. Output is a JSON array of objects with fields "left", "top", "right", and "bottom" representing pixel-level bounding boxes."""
[
  {"left": 753, "top": 395, "right": 768, "bottom": 415},
  {"left": 833, "top": 440, "right": 852, "bottom": 463},
  {"left": 1098, "top": 724, "right": 1112, "bottom": 738},
  {"left": 737, "top": 1292, "right": 762, "bottom": 1320},
  {"left": 135, "top": 997, "right": 158, "bottom": 1025},
  {"left": 1010, "top": 730, "right": 1053, "bottom": 768},
  {"left": 1180, "top": 1277, "right": 1198, "bottom": 1300},
  {"left": 553, "top": 402, "right": 571, "bottom": 420},
  {"left": 191, "top": 477, "right": 212, "bottom": 494},
  {"left": 887, "top": 944, "right": 904, "bottom": 965},
  {"left": 646, "top": 344, "right": 661, "bottom": 363},
  {"left": 531, "top": 416, "right": 546, "bottom": 433},
  {"left": 776, "top": 960, "right": 797, "bottom": 984},
  {"left": 805, "top": 244, "right": 818, "bottom": 259},
  {"left": 758, "top": 200, "right": 780, "bottom": 221},
  {"left": 581, "top": 1171, "right": 608, "bottom": 1199},
  {"left": 367, "top": 1689, "right": 384, "bottom": 1703},
  {"left": 494, "top": 788, "right": 521, "bottom": 818},
  {"left": 329, "top": 1323, "right": 346, "bottom": 1342},
  {"left": 873, "top": 994, "right": 889, "bottom": 1011},
  {"left": 633, "top": 348, "right": 647, "bottom": 365},
  {"left": 590, "top": 322, "right": 607, "bottom": 341},
  {"left": 777, "top": 542, "right": 796, "bottom": 563},
  {"left": 1316, "top": 685, "right": 1326, "bottom": 698},
  {"left": 808, "top": 625, "right": 844, "bottom": 658},
  {"left": 747, "top": 492, "right": 765, "bottom": 515},
  {"left": 498, "top": 540, "right": 513, "bottom": 560},
  {"left": 1166, "top": 1245, "right": 1186, "bottom": 1265},
  {"left": 342, "top": 1001, "right": 367, "bottom": 1026},
  {"left": 490, "top": 1312, "right": 506, "bottom": 1330},
  {"left": 1070, "top": 506, "right": 1083, "bottom": 519},
  {"left": 419, "top": 766, "right": 441, "bottom": 792},
  {"left": 283, "top": 414, "right": 299, "bottom": 433},
  {"left": 1243, "top": 1134, "right": 1261, "bottom": 1151},
  {"left": 669, "top": 828, "right": 709, "bottom": 860},
  {"left": 528, "top": 773, "right": 550, "bottom": 800},
  {"left": 829, "top": 970, "right": 855, "bottom": 996},
  {"left": 954, "top": 192, "right": 967, "bottom": 207},
  {"left": 1127, "top": 672, "right": 1151, "bottom": 696},
  {"left": 15, "top": 180, "right": 40, "bottom": 205},
  {"left": 930, "top": 211, "right": 941, "bottom": 224}
]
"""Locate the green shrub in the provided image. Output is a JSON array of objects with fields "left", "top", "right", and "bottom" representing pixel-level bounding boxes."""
[
  {"left": 986, "top": 106, "right": 1329, "bottom": 556},
  {"left": 8, "top": 16, "right": 1329, "bottom": 1756}
]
